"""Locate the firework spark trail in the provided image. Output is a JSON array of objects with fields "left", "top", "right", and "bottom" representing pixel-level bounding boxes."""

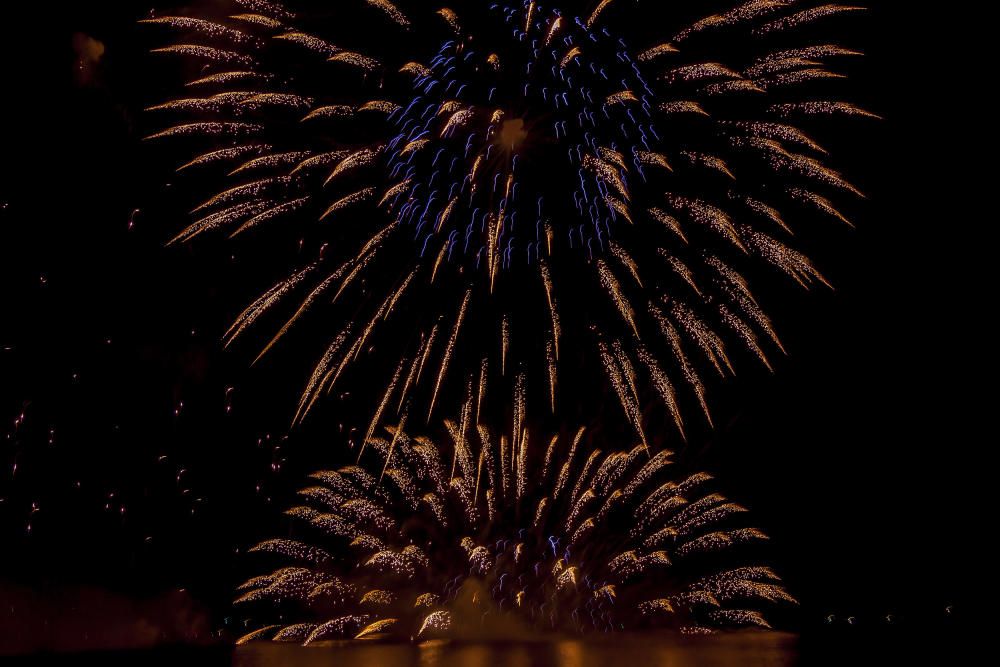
[
  {"left": 674, "top": 1, "right": 796, "bottom": 42},
  {"left": 359, "top": 359, "right": 406, "bottom": 461},
  {"left": 229, "top": 151, "right": 311, "bottom": 176},
  {"left": 597, "top": 261, "right": 639, "bottom": 337},
  {"left": 237, "top": 418, "right": 791, "bottom": 641},
  {"left": 145, "top": 121, "right": 262, "bottom": 141},
  {"left": 148, "top": 91, "right": 257, "bottom": 114},
  {"left": 140, "top": 16, "right": 260, "bottom": 45},
  {"left": 168, "top": 200, "right": 273, "bottom": 245},
  {"left": 595, "top": 345, "right": 641, "bottom": 440},
  {"left": 246, "top": 267, "right": 347, "bottom": 372},
  {"left": 146, "top": 0, "right": 870, "bottom": 443},
  {"left": 756, "top": 4, "right": 866, "bottom": 36},
  {"left": 293, "top": 326, "right": 353, "bottom": 424},
  {"left": 428, "top": 290, "right": 472, "bottom": 423},
  {"left": 230, "top": 14, "right": 285, "bottom": 30},
  {"left": 274, "top": 31, "right": 339, "bottom": 56},
  {"left": 152, "top": 44, "right": 256, "bottom": 66},
  {"left": 770, "top": 101, "right": 880, "bottom": 118},
  {"left": 475, "top": 358, "right": 489, "bottom": 422},
  {"left": 546, "top": 338, "right": 558, "bottom": 412},
  {"left": 176, "top": 144, "right": 272, "bottom": 171},
  {"left": 539, "top": 260, "right": 561, "bottom": 360},
  {"left": 638, "top": 345, "right": 686, "bottom": 439},
  {"left": 224, "top": 264, "right": 315, "bottom": 346},
  {"left": 649, "top": 303, "right": 713, "bottom": 424},
  {"left": 366, "top": 0, "right": 411, "bottom": 28}
]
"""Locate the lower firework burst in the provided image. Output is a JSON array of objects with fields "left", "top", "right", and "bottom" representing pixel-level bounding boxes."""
[{"left": 235, "top": 421, "right": 793, "bottom": 642}]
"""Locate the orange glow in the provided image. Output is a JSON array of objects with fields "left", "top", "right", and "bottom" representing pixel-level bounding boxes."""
[{"left": 499, "top": 118, "right": 528, "bottom": 151}]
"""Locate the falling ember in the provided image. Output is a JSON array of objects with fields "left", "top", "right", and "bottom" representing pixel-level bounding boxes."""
[
  {"left": 144, "top": 0, "right": 870, "bottom": 443},
  {"left": 236, "top": 419, "right": 792, "bottom": 642}
]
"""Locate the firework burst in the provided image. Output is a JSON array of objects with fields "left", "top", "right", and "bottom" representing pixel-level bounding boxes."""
[
  {"left": 234, "top": 418, "right": 793, "bottom": 642},
  {"left": 144, "top": 0, "right": 870, "bottom": 443}
]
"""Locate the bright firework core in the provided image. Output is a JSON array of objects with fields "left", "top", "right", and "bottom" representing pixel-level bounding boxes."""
[
  {"left": 499, "top": 118, "right": 529, "bottom": 151},
  {"left": 384, "top": 11, "right": 658, "bottom": 279}
]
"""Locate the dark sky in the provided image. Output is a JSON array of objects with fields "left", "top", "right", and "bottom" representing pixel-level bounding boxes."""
[{"left": 0, "top": 0, "right": 982, "bottom": 653}]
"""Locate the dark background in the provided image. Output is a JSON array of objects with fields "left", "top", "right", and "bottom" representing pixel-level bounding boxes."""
[{"left": 0, "top": 0, "right": 982, "bottom": 655}]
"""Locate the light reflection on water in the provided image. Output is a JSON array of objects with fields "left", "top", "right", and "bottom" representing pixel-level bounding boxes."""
[{"left": 233, "top": 633, "right": 796, "bottom": 667}]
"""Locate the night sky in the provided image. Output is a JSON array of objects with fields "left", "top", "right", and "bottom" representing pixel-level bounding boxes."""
[{"left": 1, "top": 0, "right": 980, "bottom": 655}]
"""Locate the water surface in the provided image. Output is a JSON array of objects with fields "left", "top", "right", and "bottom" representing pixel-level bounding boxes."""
[{"left": 233, "top": 633, "right": 797, "bottom": 667}]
